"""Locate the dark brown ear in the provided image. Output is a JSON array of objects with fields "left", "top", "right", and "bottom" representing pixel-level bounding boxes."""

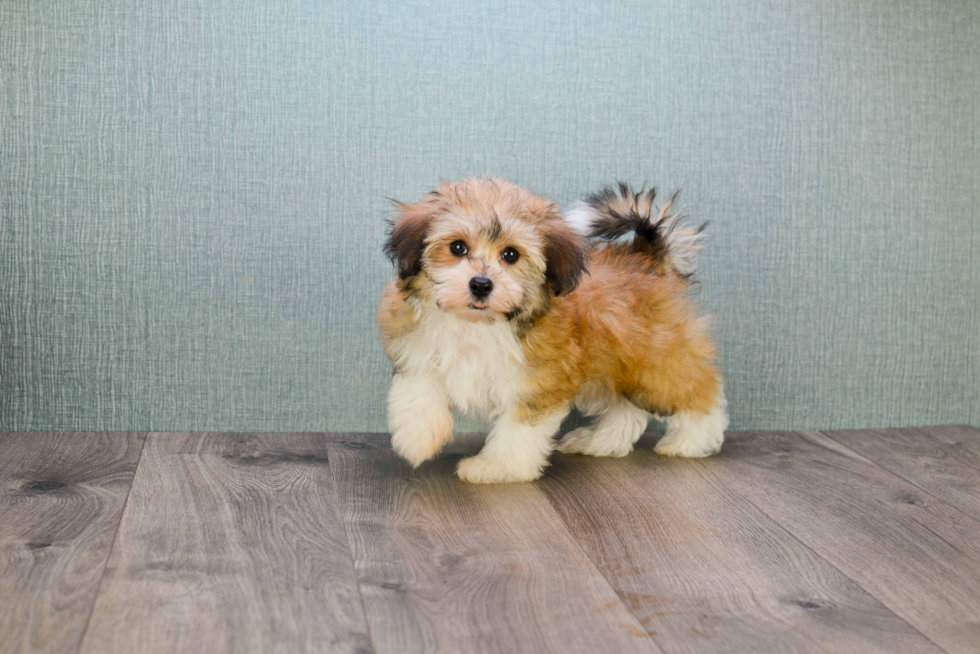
[
  {"left": 543, "top": 218, "right": 589, "bottom": 295},
  {"left": 384, "top": 201, "right": 433, "bottom": 279}
]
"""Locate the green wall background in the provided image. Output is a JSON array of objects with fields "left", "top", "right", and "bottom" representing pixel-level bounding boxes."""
[{"left": 1, "top": 0, "right": 977, "bottom": 433}]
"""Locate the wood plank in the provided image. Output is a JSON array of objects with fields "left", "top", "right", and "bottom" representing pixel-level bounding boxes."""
[
  {"left": 79, "top": 433, "right": 371, "bottom": 654},
  {"left": 539, "top": 440, "right": 943, "bottom": 653},
  {"left": 821, "top": 426, "right": 980, "bottom": 523},
  {"left": 904, "top": 425, "right": 980, "bottom": 473},
  {"left": 703, "top": 430, "right": 980, "bottom": 653},
  {"left": 0, "top": 432, "right": 145, "bottom": 654},
  {"left": 327, "top": 433, "right": 660, "bottom": 654},
  {"left": 914, "top": 425, "right": 980, "bottom": 467}
]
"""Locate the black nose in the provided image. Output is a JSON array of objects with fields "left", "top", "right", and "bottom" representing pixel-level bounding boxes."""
[{"left": 469, "top": 276, "right": 493, "bottom": 299}]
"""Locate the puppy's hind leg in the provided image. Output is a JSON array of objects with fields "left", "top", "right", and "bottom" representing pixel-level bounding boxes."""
[
  {"left": 558, "top": 395, "right": 650, "bottom": 457},
  {"left": 654, "top": 393, "right": 729, "bottom": 458},
  {"left": 629, "top": 337, "right": 729, "bottom": 458}
]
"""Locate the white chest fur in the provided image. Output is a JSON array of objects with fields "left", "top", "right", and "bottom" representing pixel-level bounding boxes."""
[{"left": 394, "top": 310, "right": 525, "bottom": 419}]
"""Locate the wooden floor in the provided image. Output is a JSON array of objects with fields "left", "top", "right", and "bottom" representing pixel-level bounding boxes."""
[{"left": 2, "top": 427, "right": 979, "bottom": 654}]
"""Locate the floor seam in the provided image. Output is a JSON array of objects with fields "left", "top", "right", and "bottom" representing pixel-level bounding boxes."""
[
  {"left": 535, "top": 464, "right": 667, "bottom": 654},
  {"left": 74, "top": 431, "right": 150, "bottom": 654},
  {"left": 326, "top": 434, "right": 378, "bottom": 654}
]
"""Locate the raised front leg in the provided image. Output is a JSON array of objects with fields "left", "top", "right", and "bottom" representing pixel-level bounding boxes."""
[
  {"left": 457, "top": 406, "right": 569, "bottom": 484},
  {"left": 388, "top": 372, "right": 454, "bottom": 467}
]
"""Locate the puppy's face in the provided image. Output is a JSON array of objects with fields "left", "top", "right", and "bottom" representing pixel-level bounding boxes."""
[{"left": 385, "top": 178, "right": 588, "bottom": 324}]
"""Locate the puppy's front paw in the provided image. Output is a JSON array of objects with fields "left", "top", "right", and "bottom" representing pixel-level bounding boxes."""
[
  {"left": 456, "top": 455, "right": 542, "bottom": 484},
  {"left": 391, "top": 420, "right": 453, "bottom": 468}
]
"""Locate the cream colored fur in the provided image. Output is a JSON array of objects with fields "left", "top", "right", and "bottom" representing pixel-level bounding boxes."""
[
  {"left": 654, "top": 395, "right": 729, "bottom": 458},
  {"left": 558, "top": 394, "right": 651, "bottom": 457},
  {"left": 388, "top": 298, "right": 525, "bottom": 419},
  {"left": 457, "top": 407, "right": 568, "bottom": 483}
]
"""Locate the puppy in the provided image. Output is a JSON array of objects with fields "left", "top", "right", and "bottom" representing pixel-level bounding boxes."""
[{"left": 378, "top": 178, "right": 727, "bottom": 484}]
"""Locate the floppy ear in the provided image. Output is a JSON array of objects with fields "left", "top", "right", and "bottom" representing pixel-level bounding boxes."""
[
  {"left": 543, "top": 218, "right": 589, "bottom": 295},
  {"left": 384, "top": 201, "right": 433, "bottom": 279}
]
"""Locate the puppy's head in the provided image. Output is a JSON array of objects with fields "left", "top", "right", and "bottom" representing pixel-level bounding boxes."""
[{"left": 385, "top": 178, "right": 588, "bottom": 324}]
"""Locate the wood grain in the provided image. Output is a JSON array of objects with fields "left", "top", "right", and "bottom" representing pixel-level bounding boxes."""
[
  {"left": 913, "top": 426, "right": 980, "bottom": 468},
  {"left": 6, "top": 427, "right": 979, "bottom": 653},
  {"left": 327, "top": 433, "right": 660, "bottom": 654},
  {"left": 704, "top": 430, "right": 980, "bottom": 653},
  {"left": 0, "top": 432, "right": 145, "bottom": 654},
  {"left": 79, "top": 433, "right": 371, "bottom": 654},
  {"left": 539, "top": 440, "right": 942, "bottom": 653},
  {"left": 821, "top": 426, "right": 980, "bottom": 523}
]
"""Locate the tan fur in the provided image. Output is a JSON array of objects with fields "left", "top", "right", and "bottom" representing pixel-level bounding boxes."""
[
  {"left": 379, "top": 178, "right": 721, "bottom": 426},
  {"left": 518, "top": 244, "right": 721, "bottom": 423}
]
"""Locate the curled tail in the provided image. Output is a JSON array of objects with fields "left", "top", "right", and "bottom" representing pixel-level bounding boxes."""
[{"left": 564, "top": 183, "right": 706, "bottom": 279}]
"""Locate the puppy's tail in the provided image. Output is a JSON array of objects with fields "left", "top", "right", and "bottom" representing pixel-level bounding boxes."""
[{"left": 564, "top": 183, "right": 706, "bottom": 279}]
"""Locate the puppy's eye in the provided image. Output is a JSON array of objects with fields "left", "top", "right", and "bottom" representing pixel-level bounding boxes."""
[
  {"left": 450, "top": 240, "right": 468, "bottom": 257},
  {"left": 501, "top": 246, "right": 520, "bottom": 264}
]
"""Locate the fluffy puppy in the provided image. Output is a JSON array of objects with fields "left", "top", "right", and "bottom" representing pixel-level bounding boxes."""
[{"left": 378, "top": 177, "right": 727, "bottom": 484}]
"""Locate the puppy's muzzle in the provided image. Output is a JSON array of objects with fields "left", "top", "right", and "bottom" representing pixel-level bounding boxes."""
[{"left": 469, "top": 276, "right": 493, "bottom": 299}]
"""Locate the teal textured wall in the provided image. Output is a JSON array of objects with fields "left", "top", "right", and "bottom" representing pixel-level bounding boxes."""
[{"left": 1, "top": 0, "right": 977, "bottom": 432}]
